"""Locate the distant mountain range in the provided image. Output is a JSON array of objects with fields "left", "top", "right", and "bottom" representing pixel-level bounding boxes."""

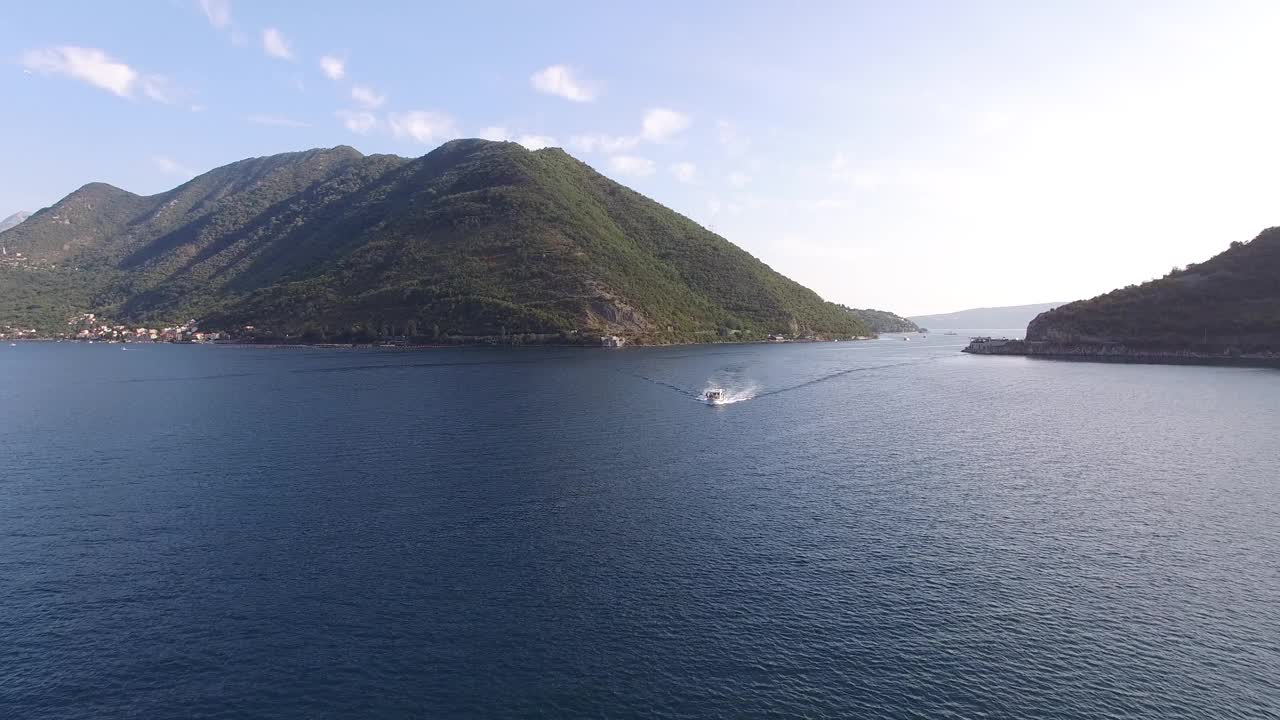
[
  {"left": 910, "top": 302, "right": 1066, "bottom": 330},
  {"left": 0, "top": 211, "right": 30, "bottom": 234},
  {"left": 1029, "top": 229, "right": 1280, "bottom": 350},
  {"left": 0, "top": 140, "right": 870, "bottom": 343}
]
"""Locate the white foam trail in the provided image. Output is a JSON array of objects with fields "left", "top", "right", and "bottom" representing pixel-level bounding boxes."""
[{"left": 701, "top": 380, "right": 760, "bottom": 406}]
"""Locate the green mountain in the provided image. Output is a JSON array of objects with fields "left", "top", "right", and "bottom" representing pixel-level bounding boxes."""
[
  {"left": 0, "top": 140, "right": 867, "bottom": 343},
  {"left": 842, "top": 307, "right": 920, "bottom": 333},
  {"left": 1027, "top": 229, "right": 1280, "bottom": 351}
]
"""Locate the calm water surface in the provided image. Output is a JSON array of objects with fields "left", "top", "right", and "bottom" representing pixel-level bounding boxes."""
[{"left": 2, "top": 336, "right": 1278, "bottom": 719}]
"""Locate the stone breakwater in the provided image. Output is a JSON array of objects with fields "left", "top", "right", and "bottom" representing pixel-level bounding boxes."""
[{"left": 963, "top": 338, "right": 1280, "bottom": 368}]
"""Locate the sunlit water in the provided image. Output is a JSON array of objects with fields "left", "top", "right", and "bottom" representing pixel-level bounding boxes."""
[{"left": 2, "top": 333, "right": 1278, "bottom": 719}]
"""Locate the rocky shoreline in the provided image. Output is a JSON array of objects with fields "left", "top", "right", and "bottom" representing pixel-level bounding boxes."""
[{"left": 963, "top": 338, "right": 1280, "bottom": 368}]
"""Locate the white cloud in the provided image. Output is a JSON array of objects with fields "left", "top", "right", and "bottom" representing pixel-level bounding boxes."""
[
  {"left": 569, "top": 134, "right": 639, "bottom": 154},
  {"left": 140, "top": 75, "right": 181, "bottom": 104},
  {"left": 716, "top": 120, "right": 749, "bottom": 156},
  {"left": 641, "top": 108, "right": 691, "bottom": 143},
  {"left": 830, "top": 151, "right": 849, "bottom": 173},
  {"left": 21, "top": 46, "right": 137, "bottom": 98},
  {"left": 851, "top": 171, "right": 884, "bottom": 190},
  {"left": 727, "top": 171, "right": 751, "bottom": 188},
  {"left": 828, "top": 153, "right": 885, "bottom": 190},
  {"left": 388, "top": 111, "right": 457, "bottom": 143},
  {"left": 669, "top": 161, "right": 697, "bottom": 184},
  {"left": 516, "top": 134, "right": 557, "bottom": 150},
  {"left": 230, "top": 30, "right": 248, "bottom": 46},
  {"left": 262, "top": 28, "right": 293, "bottom": 60},
  {"left": 20, "top": 47, "right": 192, "bottom": 107},
  {"left": 319, "top": 55, "right": 345, "bottom": 81},
  {"left": 153, "top": 155, "right": 197, "bottom": 179},
  {"left": 530, "top": 64, "right": 596, "bottom": 102},
  {"left": 248, "top": 114, "right": 310, "bottom": 128},
  {"left": 811, "top": 195, "right": 847, "bottom": 210},
  {"left": 608, "top": 155, "right": 655, "bottom": 177},
  {"left": 198, "top": 0, "right": 232, "bottom": 30},
  {"left": 335, "top": 109, "right": 377, "bottom": 134},
  {"left": 350, "top": 85, "right": 386, "bottom": 109},
  {"left": 974, "top": 109, "right": 1012, "bottom": 135},
  {"left": 708, "top": 195, "right": 723, "bottom": 216},
  {"left": 478, "top": 126, "right": 510, "bottom": 141}
]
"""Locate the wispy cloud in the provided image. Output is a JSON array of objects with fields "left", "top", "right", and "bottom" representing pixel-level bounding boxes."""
[
  {"left": 569, "top": 134, "right": 639, "bottom": 154},
  {"left": 641, "top": 108, "right": 691, "bottom": 143},
  {"left": 388, "top": 111, "right": 457, "bottom": 143},
  {"left": 810, "top": 195, "right": 847, "bottom": 210},
  {"left": 829, "top": 152, "right": 884, "bottom": 189},
  {"left": 319, "top": 55, "right": 345, "bottom": 81},
  {"left": 830, "top": 151, "right": 849, "bottom": 174},
  {"left": 350, "top": 85, "right": 386, "bottom": 109},
  {"left": 21, "top": 46, "right": 188, "bottom": 105},
  {"left": 262, "top": 28, "right": 292, "bottom": 60},
  {"left": 21, "top": 46, "right": 137, "bottom": 97},
  {"left": 197, "top": 0, "right": 232, "bottom": 29},
  {"left": 716, "top": 120, "right": 749, "bottom": 157},
  {"left": 140, "top": 75, "right": 184, "bottom": 104},
  {"left": 153, "top": 155, "right": 197, "bottom": 179},
  {"left": 516, "top": 135, "right": 556, "bottom": 150},
  {"left": 335, "top": 110, "right": 377, "bottom": 134},
  {"left": 478, "top": 126, "right": 510, "bottom": 141},
  {"left": 727, "top": 171, "right": 751, "bottom": 188},
  {"left": 248, "top": 114, "right": 311, "bottom": 128},
  {"left": 608, "top": 155, "right": 655, "bottom": 177},
  {"left": 669, "top": 161, "right": 698, "bottom": 184},
  {"left": 530, "top": 64, "right": 596, "bottom": 102},
  {"left": 974, "top": 109, "right": 1012, "bottom": 135}
]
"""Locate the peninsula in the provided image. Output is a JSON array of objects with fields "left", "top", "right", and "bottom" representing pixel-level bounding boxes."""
[{"left": 964, "top": 228, "right": 1280, "bottom": 367}]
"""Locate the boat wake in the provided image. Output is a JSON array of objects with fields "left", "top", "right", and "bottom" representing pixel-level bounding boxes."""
[
  {"left": 701, "top": 380, "right": 759, "bottom": 406},
  {"left": 624, "top": 357, "right": 943, "bottom": 406},
  {"left": 618, "top": 369, "right": 760, "bottom": 406}
]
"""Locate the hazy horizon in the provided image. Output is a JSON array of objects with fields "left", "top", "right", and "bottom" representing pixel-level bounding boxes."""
[{"left": 7, "top": 1, "right": 1280, "bottom": 315}]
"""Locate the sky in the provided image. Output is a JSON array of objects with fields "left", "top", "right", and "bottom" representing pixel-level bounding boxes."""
[{"left": 5, "top": 0, "right": 1280, "bottom": 315}]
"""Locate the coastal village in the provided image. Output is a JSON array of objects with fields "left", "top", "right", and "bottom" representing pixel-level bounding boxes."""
[
  {"left": 65, "top": 314, "right": 225, "bottom": 343},
  {"left": 3, "top": 314, "right": 874, "bottom": 347},
  {"left": 1, "top": 313, "right": 225, "bottom": 343}
]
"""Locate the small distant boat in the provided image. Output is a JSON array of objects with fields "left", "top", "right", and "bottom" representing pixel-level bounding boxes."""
[
  {"left": 902, "top": 337, "right": 911, "bottom": 341},
  {"left": 703, "top": 388, "right": 726, "bottom": 404},
  {"left": 944, "top": 331, "right": 958, "bottom": 336}
]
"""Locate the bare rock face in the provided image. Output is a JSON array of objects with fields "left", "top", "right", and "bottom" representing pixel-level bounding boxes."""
[{"left": 0, "top": 211, "right": 30, "bottom": 234}]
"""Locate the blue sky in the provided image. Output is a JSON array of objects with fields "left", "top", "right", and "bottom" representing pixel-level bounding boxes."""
[{"left": 6, "top": 0, "right": 1280, "bottom": 314}]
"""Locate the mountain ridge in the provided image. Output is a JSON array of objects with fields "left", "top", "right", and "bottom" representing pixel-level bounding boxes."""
[
  {"left": 0, "top": 211, "right": 31, "bottom": 234},
  {"left": 843, "top": 307, "right": 920, "bottom": 333},
  {"left": 1027, "top": 229, "right": 1280, "bottom": 350},
  {"left": 0, "top": 140, "right": 871, "bottom": 344},
  {"left": 910, "top": 302, "right": 1067, "bottom": 330}
]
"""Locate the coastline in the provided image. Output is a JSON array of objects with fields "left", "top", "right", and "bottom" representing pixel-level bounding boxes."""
[
  {"left": 4, "top": 335, "right": 878, "bottom": 351},
  {"left": 963, "top": 338, "right": 1280, "bottom": 369}
]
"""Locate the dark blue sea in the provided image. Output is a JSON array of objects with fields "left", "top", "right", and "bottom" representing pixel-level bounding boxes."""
[{"left": 2, "top": 336, "right": 1278, "bottom": 719}]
